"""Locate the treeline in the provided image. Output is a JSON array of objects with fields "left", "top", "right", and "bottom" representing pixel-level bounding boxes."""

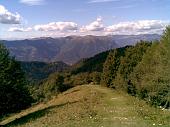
[
  {"left": 130, "top": 28, "right": 170, "bottom": 108},
  {"left": 102, "top": 27, "right": 170, "bottom": 108},
  {"left": 102, "top": 42, "right": 151, "bottom": 90}
]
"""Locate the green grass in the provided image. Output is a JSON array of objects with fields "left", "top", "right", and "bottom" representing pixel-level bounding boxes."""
[{"left": 0, "top": 85, "right": 170, "bottom": 127}]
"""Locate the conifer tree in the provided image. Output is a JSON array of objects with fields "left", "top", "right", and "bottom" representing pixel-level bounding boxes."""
[{"left": 0, "top": 43, "right": 32, "bottom": 116}]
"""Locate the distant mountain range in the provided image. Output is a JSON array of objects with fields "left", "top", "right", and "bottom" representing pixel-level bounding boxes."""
[{"left": 2, "top": 34, "right": 160, "bottom": 64}]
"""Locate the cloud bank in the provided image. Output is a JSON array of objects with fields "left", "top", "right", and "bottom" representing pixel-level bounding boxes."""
[
  {"left": 105, "top": 20, "right": 168, "bottom": 35},
  {"left": 0, "top": 5, "right": 21, "bottom": 24},
  {"left": 20, "top": 0, "right": 45, "bottom": 5},
  {"left": 8, "top": 18, "right": 169, "bottom": 37},
  {"left": 34, "top": 22, "right": 78, "bottom": 32},
  {"left": 8, "top": 27, "right": 32, "bottom": 32},
  {"left": 88, "top": 0, "right": 119, "bottom": 3}
]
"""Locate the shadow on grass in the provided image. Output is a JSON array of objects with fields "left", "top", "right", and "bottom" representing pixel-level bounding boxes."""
[
  {"left": 4, "top": 101, "right": 78, "bottom": 127},
  {"left": 63, "top": 89, "right": 80, "bottom": 95}
]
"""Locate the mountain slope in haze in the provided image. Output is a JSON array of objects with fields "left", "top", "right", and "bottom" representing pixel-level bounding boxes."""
[
  {"left": 2, "top": 34, "right": 160, "bottom": 64},
  {"left": 54, "top": 35, "right": 119, "bottom": 64},
  {"left": 3, "top": 36, "right": 118, "bottom": 64},
  {"left": 1, "top": 85, "right": 169, "bottom": 127},
  {"left": 4, "top": 37, "right": 64, "bottom": 62},
  {"left": 111, "top": 34, "right": 160, "bottom": 47}
]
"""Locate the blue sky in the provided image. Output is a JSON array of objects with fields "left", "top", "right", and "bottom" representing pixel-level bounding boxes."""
[{"left": 0, "top": 0, "right": 170, "bottom": 39}]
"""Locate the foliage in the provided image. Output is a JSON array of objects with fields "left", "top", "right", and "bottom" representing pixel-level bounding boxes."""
[
  {"left": 30, "top": 73, "right": 72, "bottom": 101},
  {"left": 130, "top": 27, "right": 170, "bottom": 108},
  {"left": 101, "top": 43, "right": 150, "bottom": 88},
  {"left": 112, "top": 42, "right": 151, "bottom": 91},
  {"left": 101, "top": 47, "right": 127, "bottom": 87},
  {"left": 0, "top": 43, "right": 33, "bottom": 116},
  {"left": 69, "top": 72, "right": 102, "bottom": 86},
  {"left": 100, "top": 33, "right": 167, "bottom": 108},
  {"left": 100, "top": 27, "right": 170, "bottom": 108}
]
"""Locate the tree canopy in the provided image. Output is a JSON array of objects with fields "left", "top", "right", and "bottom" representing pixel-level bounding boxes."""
[{"left": 102, "top": 27, "right": 170, "bottom": 108}]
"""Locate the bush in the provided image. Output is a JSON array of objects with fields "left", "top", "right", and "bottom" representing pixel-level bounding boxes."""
[{"left": 31, "top": 73, "right": 72, "bottom": 101}]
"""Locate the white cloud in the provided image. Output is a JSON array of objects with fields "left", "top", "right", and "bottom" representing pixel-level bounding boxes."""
[
  {"left": 20, "top": 0, "right": 45, "bottom": 5},
  {"left": 88, "top": 0, "right": 119, "bottom": 3},
  {"left": 80, "top": 17, "right": 104, "bottom": 32},
  {"left": 0, "top": 5, "right": 21, "bottom": 24},
  {"left": 105, "top": 20, "right": 169, "bottom": 35},
  {"left": 6, "top": 19, "right": 169, "bottom": 38},
  {"left": 34, "top": 22, "right": 78, "bottom": 32},
  {"left": 8, "top": 27, "right": 32, "bottom": 32}
]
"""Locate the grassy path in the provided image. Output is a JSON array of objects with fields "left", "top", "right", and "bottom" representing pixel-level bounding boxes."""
[{"left": 1, "top": 85, "right": 170, "bottom": 127}]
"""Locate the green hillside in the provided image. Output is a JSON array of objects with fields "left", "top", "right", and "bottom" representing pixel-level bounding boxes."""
[{"left": 1, "top": 85, "right": 169, "bottom": 127}]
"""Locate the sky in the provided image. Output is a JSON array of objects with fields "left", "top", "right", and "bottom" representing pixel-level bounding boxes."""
[{"left": 0, "top": 0, "right": 170, "bottom": 39}]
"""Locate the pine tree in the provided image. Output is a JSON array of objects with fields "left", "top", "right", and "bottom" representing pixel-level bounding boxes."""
[
  {"left": 113, "top": 42, "right": 151, "bottom": 92},
  {"left": 101, "top": 48, "right": 126, "bottom": 87},
  {"left": 0, "top": 43, "right": 33, "bottom": 116}
]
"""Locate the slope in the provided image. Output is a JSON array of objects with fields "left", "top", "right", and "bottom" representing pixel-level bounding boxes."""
[
  {"left": 1, "top": 85, "right": 169, "bottom": 127},
  {"left": 20, "top": 61, "right": 69, "bottom": 83},
  {"left": 70, "top": 50, "right": 110, "bottom": 74},
  {"left": 3, "top": 36, "right": 118, "bottom": 64}
]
